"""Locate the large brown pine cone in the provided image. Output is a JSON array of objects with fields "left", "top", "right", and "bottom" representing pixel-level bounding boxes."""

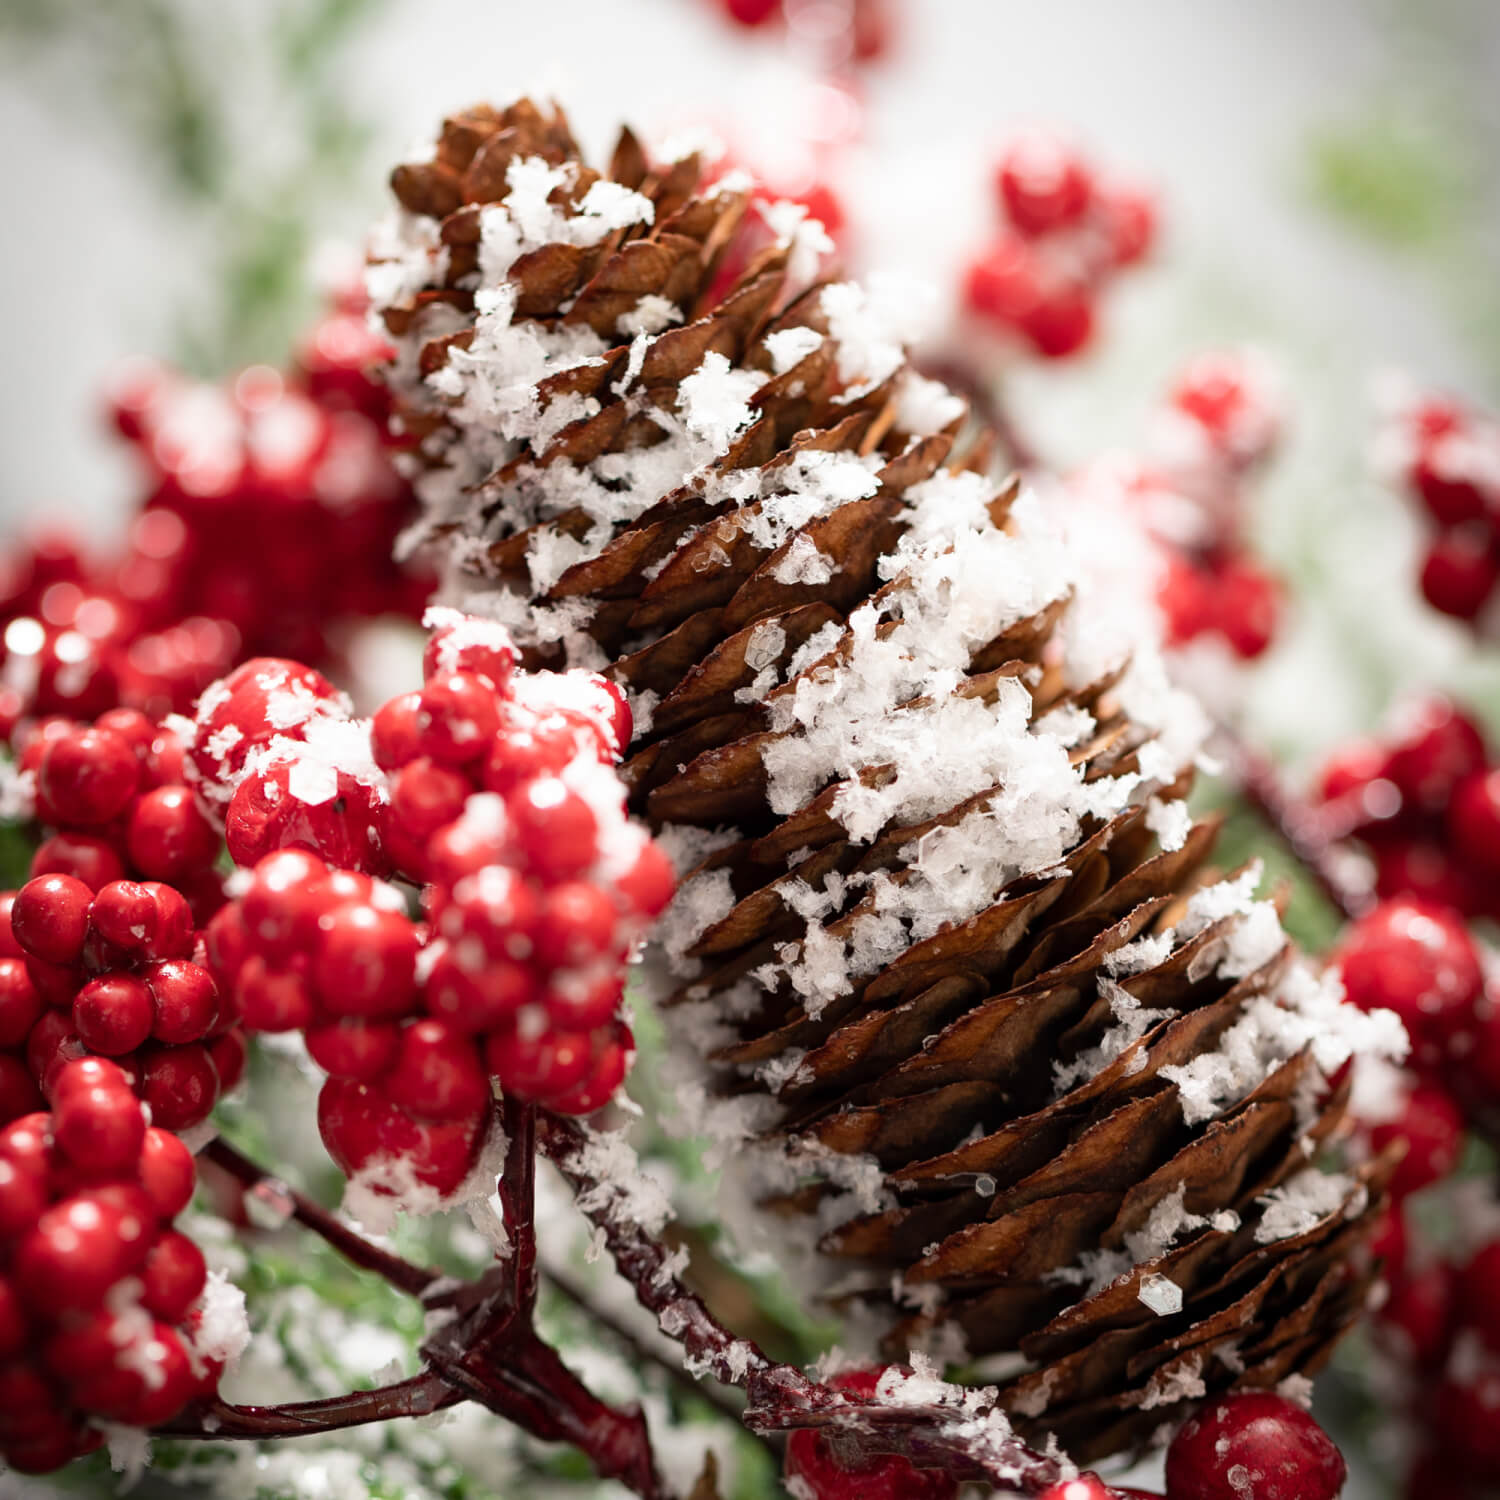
[{"left": 369, "top": 98, "right": 1404, "bottom": 1467}]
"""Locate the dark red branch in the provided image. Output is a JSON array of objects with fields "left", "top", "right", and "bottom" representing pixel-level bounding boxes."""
[
  {"left": 537, "top": 1112, "right": 1066, "bottom": 1494},
  {"left": 204, "top": 1136, "right": 439, "bottom": 1297},
  {"left": 156, "top": 1371, "right": 461, "bottom": 1439}
]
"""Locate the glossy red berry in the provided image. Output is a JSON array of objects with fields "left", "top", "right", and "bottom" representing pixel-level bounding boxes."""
[
  {"left": 1449, "top": 767, "right": 1500, "bottom": 878},
  {"left": 317, "top": 1077, "right": 484, "bottom": 1196},
  {"left": 1337, "top": 899, "right": 1481, "bottom": 1070},
  {"left": 29, "top": 832, "right": 127, "bottom": 893},
  {"left": 36, "top": 726, "right": 140, "bottom": 828},
  {"left": 416, "top": 672, "right": 500, "bottom": 764},
  {"left": 485, "top": 1025, "right": 593, "bottom": 1101},
  {"left": 390, "top": 756, "right": 471, "bottom": 839},
  {"left": 547, "top": 1027, "right": 633, "bottom": 1115},
  {"left": 13, "top": 1190, "right": 155, "bottom": 1309},
  {"left": 0, "top": 958, "right": 43, "bottom": 1048},
  {"left": 73, "top": 973, "right": 154, "bottom": 1056},
  {"left": 1413, "top": 444, "right": 1488, "bottom": 526},
  {"left": 1038, "top": 1479, "right": 1112, "bottom": 1500},
  {"left": 10, "top": 874, "right": 93, "bottom": 965},
  {"left": 145, "top": 959, "right": 219, "bottom": 1044},
  {"left": 536, "top": 882, "right": 620, "bottom": 967},
  {"left": 615, "top": 838, "right": 677, "bottom": 920},
  {"left": 721, "top": 0, "right": 780, "bottom": 27},
  {"left": 52, "top": 1079, "right": 146, "bottom": 1173},
  {"left": 239, "top": 847, "right": 330, "bottom": 960},
  {"left": 1018, "top": 280, "right": 1095, "bottom": 359},
  {"left": 1214, "top": 556, "right": 1279, "bottom": 659},
  {"left": 1098, "top": 181, "right": 1156, "bottom": 265},
  {"left": 1383, "top": 698, "right": 1487, "bottom": 813},
  {"left": 311, "top": 904, "right": 419, "bottom": 1019},
  {"left": 0, "top": 1055, "right": 45, "bottom": 1126},
  {"left": 509, "top": 778, "right": 599, "bottom": 879},
  {"left": 371, "top": 690, "right": 424, "bottom": 771},
  {"left": 190, "top": 656, "right": 343, "bottom": 788},
  {"left": 234, "top": 955, "right": 317, "bottom": 1032},
  {"left": 1421, "top": 529, "right": 1498, "bottom": 620},
  {"left": 964, "top": 237, "right": 1042, "bottom": 327},
  {"left": 425, "top": 950, "right": 536, "bottom": 1033},
  {"left": 386, "top": 1020, "right": 490, "bottom": 1121},
  {"left": 139, "top": 1230, "right": 207, "bottom": 1322},
  {"left": 305, "top": 1018, "right": 402, "bottom": 1081},
  {"left": 996, "top": 130, "right": 1092, "bottom": 236},
  {"left": 89, "top": 879, "right": 194, "bottom": 961},
  {"left": 423, "top": 617, "right": 516, "bottom": 692},
  {"left": 139, "top": 1045, "right": 219, "bottom": 1130},
  {"left": 1377, "top": 1259, "right": 1455, "bottom": 1367},
  {"left": 1369, "top": 1083, "right": 1465, "bottom": 1199},
  {"left": 126, "top": 785, "right": 220, "bottom": 880},
  {"left": 1164, "top": 1392, "right": 1345, "bottom": 1500},
  {"left": 1433, "top": 1371, "right": 1500, "bottom": 1479},
  {"left": 138, "top": 1125, "right": 196, "bottom": 1219},
  {"left": 208, "top": 1028, "right": 247, "bottom": 1093}
]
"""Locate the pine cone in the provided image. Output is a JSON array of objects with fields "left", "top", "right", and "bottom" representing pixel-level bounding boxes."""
[{"left": 370, "top": 98, "right": 1403, "bottom": 1467}]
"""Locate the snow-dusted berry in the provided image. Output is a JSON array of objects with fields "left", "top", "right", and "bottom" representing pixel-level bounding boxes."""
[{"left": 1164, "top": 1392, "right": 1346, "bottom": 1500}]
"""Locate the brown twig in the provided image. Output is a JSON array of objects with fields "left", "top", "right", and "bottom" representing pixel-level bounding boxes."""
[{"left": 916, "top": 355, "right": 1040, "bottom": 471}]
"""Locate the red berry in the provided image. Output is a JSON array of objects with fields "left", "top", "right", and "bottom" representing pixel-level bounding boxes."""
[
  {"left": 226, "top": 761, "right": 387, "bottom": 876},
  {"left": 89, "top": 878, "right": 194, "bottom": 961},
  {"left": 234, "top": 955, "right": 316, "bottom": 1032},
  {"left": 390, "top": 756, "right": 472, "bottom": 839},
  {"left": 722, "top": 0, "right": 780, "bottom": 27},
  {"left": 317, "top": 1077, "right": 484, "bottom": 1196},
  {"left": 440, "top": 865, "right": 542, "bottom": 959},
  {"left": 145, "top": 958, "right": 219, "bottom": 1043},
  {"left": 139, "top": 1045, "right": 219, "bottom": 1130},
  {"left": 53, "top": 1081, "right": 146, "bottom": 1173},
  {"left": 371, "top": 690, "right": 424, "bottom": 771},
  {"left": 190, "top": 656, "right": 343, "bottom": 788},
  {"left": 1038, "top": 1480, "right": 1112, "bottom": 1500},
  {"left": 0, "top": 1278, "right": 25, "bottom": 1361},
  {"left": 1337, "top": 899, "right": 1482, "bottom": 1069},
  {"left": 963, "top": 237, "right": 1042, "bottom": 327},
  {"left": 1316, "top": 738, "right": 1393, "bottom": 807},
  {"left": 423, "top": 616, "right": 516, "bottom": 692},
  {"left": 311, "top": 904, "right": 419, "bottom": 1019},
  {"left": 10, "top": 874, "right": 93, "bottom": 965},
  {"left": 26, "top": 1008, "right": 84, "bottom": 1094},
  {"left": 208, "top": 1027, "right": 247, "bottom": 1093},
  {"left": 127, "top": 785, "right": 220, "bottom": 880},
  {"left": 1164, "top": 1392, "right": 1345, "bottom": 1500},
  {"left": 1433, "top": 1371, "right": 1500, "bottom": 1479},
  {"left": 536, "top": 882, "right": 620, "bottom": 967},
  {"left": 1457, "top": 1242, "right": 1500, "bottom": 1355},
  {"left": 545, "top": 971, "right": 624, "bottom": 1033},
  {"left": 116, "top": 1323, "right": 197, "bottom": 1427},
  {"left": 1018, "top": 280, "right": 1094, "bottom": 359},
  {"left": 0, "top": 958, "right": 43, "bottom": 1047},
  {"left": 1413, "top": 446, "right": 1487, "bottom": 526},
  {"left": 29, "top": 832, "right": 127, "bottom": 892},
  {"left": 996, "top": 130, "right": 1092, "bottom": 237},
  {"left": 1449, "top": 767, "right": 1500, "bottom": 878},
  {"left": 486, "top": 1025, "right": 593, "bottom": 1101},
  {"left": 616, "top": 839, "right": 676, "bottom": 920},
  {"left": 1213, "top": 555, "right": 1279, "bottom": 659},
  {"left": 73, "top": 973, "right": 155, "bottom": 1056},
  {"left": 1369, "top": 1083, "right": 1465, "bottom": 1198},
  {"left": 1421, "top": 529, "right": 1498, "bottom": 620},
  {"left": 36, "top": 726, "right": 140, "bottom": 827},
  {"left": 0, "top": 1055, "right": 44, "bottom": 1126},
  {"left": 1097, "top": 181, "right": 1156, "bottom": 265},
  {"left": 306, "top": 1018, "right": 403, "bottom": 1081},
  {"left": 14, "top": 1189, "right": 155, "bottom": 1309},
  {"left": 547, "top": 1028, "right": 633, "bottom": 1115},
  {"left": 387, "top": 1020, "right": 490, "bottom": 1121},
  {"left": 1371, "top": 836, "right": 1480, "bottom": 915},
  {"left": 509, "top": 778, "right": 599, "bottom": 879},
  {"left": 1384, "top": 698, "right": 1487, "bottom": 813},
  {"left": 416, "top": 671, "right": 500, "bottom": 764},
  {"left": 240, "top": 847, "right": 330, "bottom": 960},
  {"left": 140, "top": 1230, "right": 207, "bottom": 1322},
  {"left": 784, "top": 1367, "right": 960, "bottom": 1500},
  {"left": 138, "top": 1125, "right": 196, "bottom": 1218},
  {"left": 425, "top": 950, "right": 536, "bottom": 1033},
  {"left": 1158, "top": 550, "right": 1213, "bottom": 645}
]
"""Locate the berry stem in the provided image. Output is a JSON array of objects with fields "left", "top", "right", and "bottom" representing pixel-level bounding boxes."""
[
  {"left": 1222, "top": 731, "right": 1373, "bottom": 922},
  {"left": 204, "top": 1136, "right": 440, "bottom": 1296},
  {"left": 501, "top": 1095, "right": 539, "bottom": 1313},
  {"left": 544, "top": 1268, "right": 748, "bottom": 1424},
  {"left": 156, "top": 1370, "right": 462, "bottom": 1438}
]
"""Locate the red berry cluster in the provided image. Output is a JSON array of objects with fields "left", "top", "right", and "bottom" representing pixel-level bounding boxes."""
[
  {"left": 206, "top": 850, "right": 487, "bottom": 1199},
  {"left": 0, "top": 1056, "right": 214, "bottom": 1472},
  {"left": 1314, "top": 696, "right": 1500, "bottom": 921},
  {"left": 1, "top": 867, "right": 242, "bottom": 1134},
  {"left": 1378, "top": 386, "right": 1500, "bottom": 626},
  {"left": 191, "top": 614, "right": 674, "bottom": 1198},
  {"left": 964, "top": 129, "right": 1156, "bottom": 358},
  {"left": 15, "top": 707, "right": 223, "bottom": 919},
  {"left": 0, "top": 295, "right": 427, "bottom": 739}
]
